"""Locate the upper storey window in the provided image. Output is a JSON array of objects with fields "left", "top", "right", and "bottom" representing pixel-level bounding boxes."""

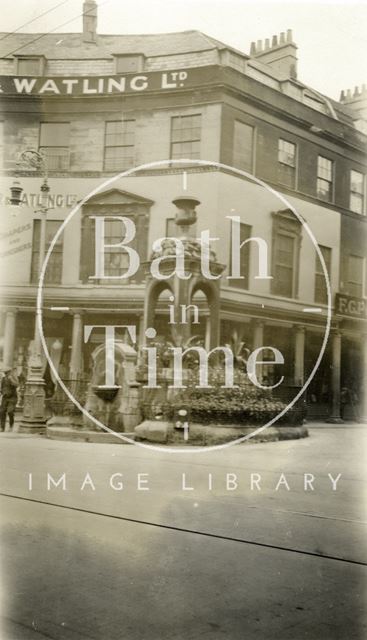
[
  {"left": 31, "top": 220, "right": 63, "bottom": 285},
  {"left": 347, "top": 255, "right": 365, "bottom": 298},
  {"left": 314, "top": 245, "right": 332, "bottom": 305},
  {"left": 317, "top": 156, "right": 333, "bottom": 202},
  {"left": 114, "top": 54, "right": 144, "bottom": 73},
  {"left": 271, "top": 210, "right": 302, "bottom": 299},
  {"left": 17, "top": 56, "right": 44, "bottom": 75},
  {"left": 350, "top": 170, "right": 365, "bottom": 215},
  {"left": 39, "top": 122, "right": 70, "bottom": 171},
  {"left": 233, "top": 121, "right": 254, "bottom": 173},
  {"left": 278, "top": 139, "right": 296, "bottom": 189},
  {"left": 104, "top": 120, "right": 135, "bottom": 171},
  {"left": 171, "top": 114, "right": 201, "bottom": 160},
  {"left": 79, "top": 189, "right": 152, "bottom": 285}
]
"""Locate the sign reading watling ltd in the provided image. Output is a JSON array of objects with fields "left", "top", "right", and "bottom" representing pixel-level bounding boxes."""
[{"left": 0, "top": 69, "right": 194, "bottom": 96}]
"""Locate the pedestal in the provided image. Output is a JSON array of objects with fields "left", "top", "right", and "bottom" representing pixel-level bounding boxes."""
[{"left": 18, "top": 354, "right": 46, "bottom": 433}]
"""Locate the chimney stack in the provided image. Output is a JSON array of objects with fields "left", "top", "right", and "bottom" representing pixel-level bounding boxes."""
[
  {"left": 250, "top": 29, "right": 298, "bottom": 79},
  {"left": 339, "top": 84, "right": 367, "bottom": 120},
  {"left": 83, "top": 0, "right": 97, "bottom": 43}
]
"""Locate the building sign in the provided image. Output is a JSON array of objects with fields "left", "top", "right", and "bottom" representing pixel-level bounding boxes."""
[
  {"left": 0, "top": 222, "right": 32, "bottom": 259},
  {"left": 0, "top": 192, "right": 77, "bottom": 208},
  {"left": 0, "top": 69, "right": 201, "bottom": 96},
  {"left": 335, "top": 293, "right": 367, "bottom": 319}
]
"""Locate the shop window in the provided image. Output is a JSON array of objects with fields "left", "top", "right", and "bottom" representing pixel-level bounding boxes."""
[
  {"left": 233, "top": 121, "right": 254, "bottom": 173},
  {"left": 39, "top": 122, "right": 70, "bottom": 170},
  {"left": 271, "top": 210, "right": 302, "bottom": 298},
  {"left": 104, "top": 120, "right": 135, "bottom": 171},
  {"left": 317, "top": 156, "right": 333, "bottom": 202},
  {"left": 347, "top": 255, "right": 365, "bottom": 297},
  {"left": 278, "top": 139, "right": 296, "bottom": 188},
  {"left": 229, "top": 222, "right": 251, "bottom": 290},
  {"left": 171, "top": 114, "right": 201, "bottom": 160},
  {"left": 350, "top": 170, "right": 365, "bottom": 214},
  {"left": 31, "top": 220, "right": 63, "bottom": 284},
  {"left": 314, "top": 245, "right": 331, "bottom": 304}
]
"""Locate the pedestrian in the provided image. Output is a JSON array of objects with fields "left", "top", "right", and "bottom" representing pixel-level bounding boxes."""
[
  {"left": 0, "top": 367, "right": 19, "bottom": 432},
  {"left": 340, "top": 386, "right": 351, "bottom": 420}
]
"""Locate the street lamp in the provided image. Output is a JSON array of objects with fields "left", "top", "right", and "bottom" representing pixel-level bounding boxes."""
[{"left": 9, "top": 149, "right": 51, "bottom": 433}]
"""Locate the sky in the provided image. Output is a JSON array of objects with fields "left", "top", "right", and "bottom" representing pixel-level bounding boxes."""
[{"left": 0, "top": 0, "right": 366, "bottom": 99}]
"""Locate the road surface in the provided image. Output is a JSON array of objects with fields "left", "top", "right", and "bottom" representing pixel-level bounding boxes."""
[{"left": 0, "top": 425, "right": 366, "bottom": 639}]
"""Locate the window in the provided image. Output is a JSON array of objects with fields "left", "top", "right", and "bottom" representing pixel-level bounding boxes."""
[
  {"left": 233, "top": 121, "right": 254, "bottom": 173},
  {"left": 229, "top": 222, "right": 251, "bottom": 290},
  {"left": 115, "top": 55, "right": 144, "bottom": 73},
  {"left": 272, "top": 233, "right": 296, "bottom": 297},
  {"left": 99, "top": 218, "right": 132, "bottom": 277},
  {"left": 17, "top": 57, "right": 43, "bottom": 75},
  {"left": 317, "top": 156, "right": 333, "bottom": 202},
  {"left": 39, "top": 123, "right": 70, "bottom": 170},
  {"left": 80, "top": 215, "right": 133, "bottom": 282},
  {"left": 79, "top": 192, "right": 152, "bottom": 285},
  {"left": 31, "top": 220, "right": 63, "bottom": 284},
  {"left": 278, "top": 139, "right": 296, "bottom": 188},
  {"left": 315, "top": 245, "right": 331, "bottom": 304},
  {"left": 347, "top": 255, "right": 365, "bottom": 297},
  {"left": 104, "top": 120, "right": 135, "bottom": 171},
  {"left": 350, "top": 170, "right": 365, "bottom": 214},
  {"left": 171, "top": 114, "right": 201, "bottom": 160},
  {"left": 271, "top": 210, "right": 301, "bottom": 298}
]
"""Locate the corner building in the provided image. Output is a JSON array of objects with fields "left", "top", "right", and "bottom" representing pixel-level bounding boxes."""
[{"left": 0, "top": 1, "right": 366, "bottom": 421}]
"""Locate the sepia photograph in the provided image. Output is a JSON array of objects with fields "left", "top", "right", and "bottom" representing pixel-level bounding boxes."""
[{"left": 0, "top": 0, "right": 366, "bottom": 638}]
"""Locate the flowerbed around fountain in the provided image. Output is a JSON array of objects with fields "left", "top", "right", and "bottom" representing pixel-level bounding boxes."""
[{"left": 134, "top": 366, "right": 308, "bottom": 446}]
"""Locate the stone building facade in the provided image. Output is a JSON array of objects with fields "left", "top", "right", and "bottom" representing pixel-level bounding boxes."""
[{"left": 0, "top": 0, "right": 366, "bottom": 421}]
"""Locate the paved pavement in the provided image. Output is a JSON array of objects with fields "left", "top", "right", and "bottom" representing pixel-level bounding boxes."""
[{"left": 0, "top": 425, "right": 366, "bottom": 639}]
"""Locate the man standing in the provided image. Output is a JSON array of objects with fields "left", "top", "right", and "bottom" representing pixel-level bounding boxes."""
[{"left": 0, "top": 367, "right": 19, "bottom": 432}]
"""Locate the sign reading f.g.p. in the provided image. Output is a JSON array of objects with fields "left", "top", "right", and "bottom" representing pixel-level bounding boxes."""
[{"left": 335, "top": 293, "right": 367, "bottom": 319}]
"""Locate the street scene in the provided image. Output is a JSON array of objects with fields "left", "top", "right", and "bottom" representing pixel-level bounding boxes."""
[
  {"left": 0, "top": 425, "right": 366, "bottom": 639},
  {"left": 0, "top": 0, "right": 367, "bottom": 638}
]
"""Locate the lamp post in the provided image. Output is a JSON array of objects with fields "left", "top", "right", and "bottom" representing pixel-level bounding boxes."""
[{"left": 10, "top": 149, "right": 51, "bottom": 432}]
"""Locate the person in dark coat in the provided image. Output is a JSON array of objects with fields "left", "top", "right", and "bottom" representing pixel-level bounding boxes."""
[{"left": 0, "top": 367, "right": 19, "bottom": 431}]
